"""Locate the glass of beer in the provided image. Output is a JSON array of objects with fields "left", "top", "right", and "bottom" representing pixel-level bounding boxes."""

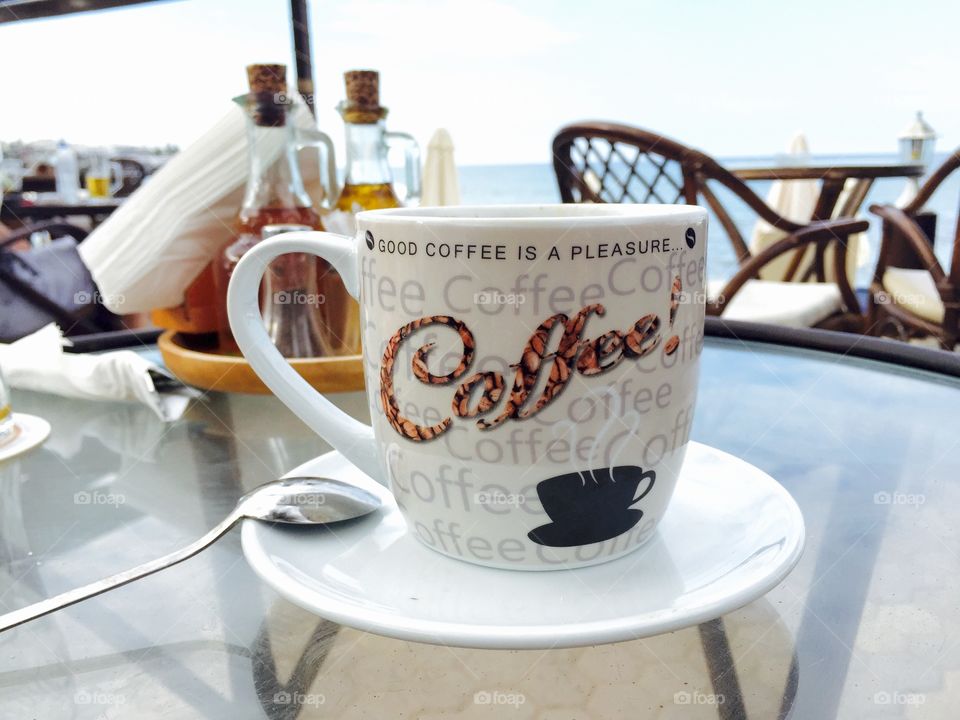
[{"left": 85, "top": 152, "right": 122, "bottom": 198}]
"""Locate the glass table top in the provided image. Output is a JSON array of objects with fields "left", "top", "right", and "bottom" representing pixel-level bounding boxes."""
[{"left": 1, "top": 337, "right": 958, "bottom": 719}]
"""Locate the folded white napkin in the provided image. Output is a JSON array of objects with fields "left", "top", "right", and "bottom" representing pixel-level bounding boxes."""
[
  {"left": 0, "top": 324, "right": 197, "bottom": 421},
  {"left": 79, "top": 96, "right": 328, "bottom": 314}
]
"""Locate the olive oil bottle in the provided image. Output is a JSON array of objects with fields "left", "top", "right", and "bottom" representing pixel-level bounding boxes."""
[
  {"left": 327, "top": 70, "right": 419, "bottom": 353},
  {"left": 334, "top": 70, "right": 420, "bottom": 214}
]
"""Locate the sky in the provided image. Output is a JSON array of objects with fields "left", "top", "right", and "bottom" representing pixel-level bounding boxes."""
[{"left": 0, "top": 0, "right": 956, "bottom": 165}]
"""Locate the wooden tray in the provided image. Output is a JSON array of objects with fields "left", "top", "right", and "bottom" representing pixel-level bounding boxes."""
[{"left": 158, "top": 331, "right": 365, "bottom": 394}]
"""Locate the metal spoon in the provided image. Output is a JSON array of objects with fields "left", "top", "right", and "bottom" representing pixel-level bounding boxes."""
[{"left": 0, "top": 477, "right": 381, "bottom": 633}]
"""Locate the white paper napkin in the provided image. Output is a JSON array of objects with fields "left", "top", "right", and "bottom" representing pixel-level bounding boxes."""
[{"left": 0, "top": 324, "right": 197, "bottom": 421}]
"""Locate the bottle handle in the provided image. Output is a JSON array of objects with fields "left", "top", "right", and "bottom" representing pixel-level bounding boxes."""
[
  {"left": 297, "top": 128, "right": 341, "bottom": 209},
  {"left": 226, "top": 231, "right": 383, "bottom": 484},
  {"left": 385, "top": 131, "right": 421, "bottom": 206}
]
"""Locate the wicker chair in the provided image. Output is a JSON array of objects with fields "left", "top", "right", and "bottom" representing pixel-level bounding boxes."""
[
  {"left": 868, "top": 149, "right": 960, "bottom": 350},
  {"left": 552, "top": 122, "right": 869, "bottom": 330}
]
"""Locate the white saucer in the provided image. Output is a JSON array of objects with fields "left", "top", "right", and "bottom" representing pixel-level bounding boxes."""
[
  {"left": 242, "top": 441, "right": 804, "bottom": 649},
  {"left": 0, "top": 414, "right": 51, "bottom": 463}
]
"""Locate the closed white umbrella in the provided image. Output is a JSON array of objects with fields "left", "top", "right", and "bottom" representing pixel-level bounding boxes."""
[
  {"left": 750, "top": 133, "right": 818, "bottom": 281},
  {"left": 421, "top": 129, "right": 460, "bottom": 206},
  {"left": 749, "top": 133, "right": 865, "bottom": 284}
]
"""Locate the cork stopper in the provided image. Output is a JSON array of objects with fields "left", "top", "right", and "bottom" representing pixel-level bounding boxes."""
[
  {"left": 245, "top": 63, "right": 288, "bottom": 126},
  {"left": 246, "top": 64, "right": 287, "bottom": 96},
  {"left": 340, "top": 69, "right": 386, "bottom": 123}
]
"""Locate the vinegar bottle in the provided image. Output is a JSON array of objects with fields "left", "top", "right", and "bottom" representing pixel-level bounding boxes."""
[{"left": 213, "top": 64, "right": 327, "bottom": 354}]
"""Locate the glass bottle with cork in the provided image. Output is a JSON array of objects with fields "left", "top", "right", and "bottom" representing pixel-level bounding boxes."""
[
  {"left": 324, "top": 70, "right": 420, "bottom": 354},
  {"left": 214, "top": 63, "right": 350, "bottom": 355},
  {"left": 152, "top": 64, "right": 338, "bottom": 344},
  {"left": 335, "top": 70, "right": 421, "bottom": 214}
]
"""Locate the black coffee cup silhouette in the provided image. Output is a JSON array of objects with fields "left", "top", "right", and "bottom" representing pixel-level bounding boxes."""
[{"left": 527, "top": 466, "right": 656, "bottom": 547}]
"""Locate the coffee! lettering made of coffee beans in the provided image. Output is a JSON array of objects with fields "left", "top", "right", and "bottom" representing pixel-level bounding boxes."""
[{"left": 380, "top": 274, "right": 684, "bottom": 442}]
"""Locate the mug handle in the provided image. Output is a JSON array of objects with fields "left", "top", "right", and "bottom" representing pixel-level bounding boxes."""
[{"left": 226, "top": 231, "right": 383, "bottom": 485}]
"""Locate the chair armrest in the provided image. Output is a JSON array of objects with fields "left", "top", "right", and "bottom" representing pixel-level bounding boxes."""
[
  {"left": 869, "top": 204, "right": 947, "bottom": 285},
  {"left": 698, "top": 157, "right": 806, "bottom": 233},
  {"left": 709, "top": 218, "right": 868, "bottom": 316}
]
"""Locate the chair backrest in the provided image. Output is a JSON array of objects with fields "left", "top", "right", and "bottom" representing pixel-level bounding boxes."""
[
  {"left": 552, "top": 122, "right": 805, "bottom": 265},
  {"left": 868, "top": 149, "right": 960, "bottom": 348},
  {"left": 905, "top": 150, "right": 960, "bottom": 288}
]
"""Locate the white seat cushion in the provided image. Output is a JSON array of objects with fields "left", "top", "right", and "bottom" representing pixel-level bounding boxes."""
[
  {"left": 708, "top": 279, "right": 842, "bottom": 328},
  {"left": 881, "top": 268, "right": 945, "bottom": 324}
]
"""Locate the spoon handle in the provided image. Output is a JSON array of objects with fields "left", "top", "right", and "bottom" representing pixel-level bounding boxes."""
[{"left": 0, "top": 511, "right": 242, "bottom": 633}]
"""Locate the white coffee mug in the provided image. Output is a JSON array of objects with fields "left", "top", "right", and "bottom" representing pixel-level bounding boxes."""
[{"left": 228, "top": 204, "right": 708, "bottom": 570}]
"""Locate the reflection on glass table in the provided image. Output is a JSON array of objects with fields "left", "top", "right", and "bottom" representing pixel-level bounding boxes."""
[{"left": 0, "top": 334, "right": 957, "bottom": 718}]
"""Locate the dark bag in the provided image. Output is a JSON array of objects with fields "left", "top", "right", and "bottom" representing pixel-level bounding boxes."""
[{"left": 0, "top": 224, "right": 104, "bottom": 342}]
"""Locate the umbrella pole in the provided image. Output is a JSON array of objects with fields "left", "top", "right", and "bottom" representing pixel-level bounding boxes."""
[{"left": 290, "top": 0, "right": 315, "bottom": 115}]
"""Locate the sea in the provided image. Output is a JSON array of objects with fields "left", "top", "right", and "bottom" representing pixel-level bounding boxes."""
[{"left": 457, "top": 153, "right": 958, "bottom": 289}]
